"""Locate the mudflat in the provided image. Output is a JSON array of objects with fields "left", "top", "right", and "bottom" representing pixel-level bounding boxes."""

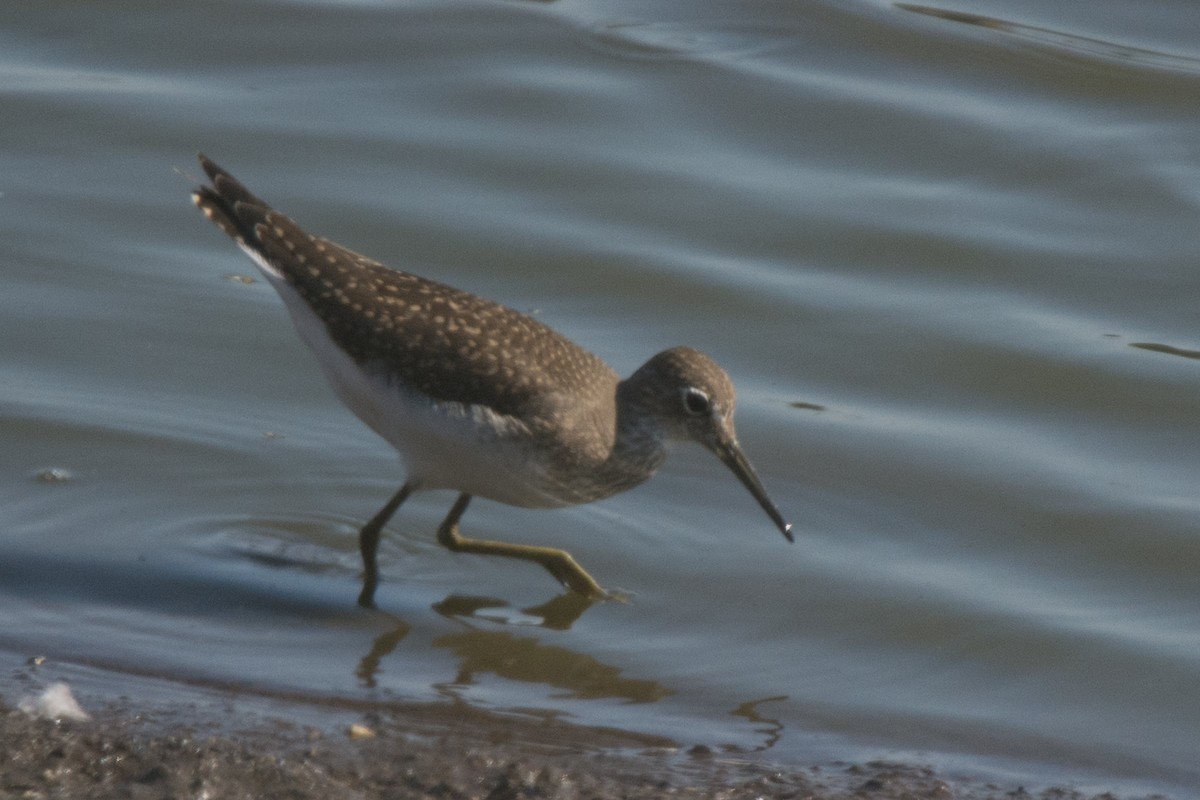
[{"left": 1, "top": 678, "right": 1146, "bottom": 800}]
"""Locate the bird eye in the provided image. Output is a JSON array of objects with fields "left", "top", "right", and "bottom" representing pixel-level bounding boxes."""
[{"left": 681, "top": 387, "right": 712, "bottom": 416}]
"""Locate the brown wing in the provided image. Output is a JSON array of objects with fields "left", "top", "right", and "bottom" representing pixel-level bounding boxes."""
[{"left": 192, "top": 154, "right": 618, "bottom": 419}]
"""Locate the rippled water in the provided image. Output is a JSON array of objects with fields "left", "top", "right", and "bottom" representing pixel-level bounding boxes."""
[{"left": 3, "top": 1, "right": 1200, "bottom": 794}]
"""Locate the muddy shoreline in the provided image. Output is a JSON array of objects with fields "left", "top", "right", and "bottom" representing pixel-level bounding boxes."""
[{"left": 1, "top": 676, "right": 1159, "bottom": 800}]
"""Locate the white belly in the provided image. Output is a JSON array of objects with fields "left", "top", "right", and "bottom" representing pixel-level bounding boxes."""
[{"left": 260, "top": 269, "right": 573, "bottom": 508}]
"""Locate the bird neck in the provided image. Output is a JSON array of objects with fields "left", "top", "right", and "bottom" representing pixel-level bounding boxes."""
[{"left": 609, "top": 378, "right": 670, "bottom": 479}]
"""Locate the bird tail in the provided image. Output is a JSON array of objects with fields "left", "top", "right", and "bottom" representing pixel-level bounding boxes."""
[{"left": 191, "top": 152, "right": 273, "bottom": 249}]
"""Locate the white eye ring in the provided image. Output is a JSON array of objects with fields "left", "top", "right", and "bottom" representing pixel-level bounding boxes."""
[{"left": 681, "top": 387, "right": 712, "bottom": 416}]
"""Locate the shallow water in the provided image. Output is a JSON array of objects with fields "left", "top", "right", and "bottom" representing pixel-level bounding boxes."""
[{"left": 3, "top": 0, "right": 1200, "bottom": 794}]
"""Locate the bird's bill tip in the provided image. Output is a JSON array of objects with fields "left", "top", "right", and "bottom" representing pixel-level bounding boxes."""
[{"left": 716, "top": 440, "right": 792, "bottom": 543}]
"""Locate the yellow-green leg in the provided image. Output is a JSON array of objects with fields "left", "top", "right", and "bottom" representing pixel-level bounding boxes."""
[{"left": 437, "top": 494, "right": 607, "bottom": 599}]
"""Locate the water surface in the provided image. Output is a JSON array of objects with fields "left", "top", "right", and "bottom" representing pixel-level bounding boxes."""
[{"left": 3, "top": 1, "right": 1199, "bottom": 794}]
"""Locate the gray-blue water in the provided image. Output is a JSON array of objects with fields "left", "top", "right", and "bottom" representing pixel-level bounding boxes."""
[{"left": 3, "top": 1, "right": 1199, "bottom": 794}]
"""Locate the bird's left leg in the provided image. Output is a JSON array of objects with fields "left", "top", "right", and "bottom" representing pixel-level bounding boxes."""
[{"left": 435, "top": 494, "right": 607, "bottom": 598}]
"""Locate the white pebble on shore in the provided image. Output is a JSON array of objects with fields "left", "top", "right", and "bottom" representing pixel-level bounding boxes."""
[{"left": 18, "top": 682, "right": 91, "bottom": 722}]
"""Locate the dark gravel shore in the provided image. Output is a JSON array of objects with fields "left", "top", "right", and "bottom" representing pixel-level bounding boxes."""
[{"left": 0, "top": 684, "right": 1162, "bottom": 800}]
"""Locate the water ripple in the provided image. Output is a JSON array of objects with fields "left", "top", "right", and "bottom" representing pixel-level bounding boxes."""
[{"left": 897, "top": 3, "right": 1200, "bottom": 74}]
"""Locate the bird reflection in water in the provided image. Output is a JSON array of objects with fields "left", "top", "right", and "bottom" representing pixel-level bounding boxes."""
[
  {"left": 431, "top": 602, "right": 670, "bottom": 705},
  {"left": 730, "top": 695, "right": 788, "bottom": 752},
  {"left": 355, "top": 591, "right": 666, "bottom": 706}
]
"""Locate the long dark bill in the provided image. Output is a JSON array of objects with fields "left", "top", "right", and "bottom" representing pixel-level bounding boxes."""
[{"left": 717, "top": 441, "right": 794, "bottom": 543}]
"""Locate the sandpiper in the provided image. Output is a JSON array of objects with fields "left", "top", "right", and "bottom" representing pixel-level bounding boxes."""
[{"left": 192, "top": 154, "right": 792, "bottom": 607}]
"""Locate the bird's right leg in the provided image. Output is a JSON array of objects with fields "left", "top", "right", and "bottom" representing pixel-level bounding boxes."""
[{"left": 357, "top": 481, "right": 417, "bottom": 608}]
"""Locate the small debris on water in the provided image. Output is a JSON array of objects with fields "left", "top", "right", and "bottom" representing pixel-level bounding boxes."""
[
  {"left": 33, "top": 468, "right": 73, "bottom": 484},
  {"left": 789, "top": 401, "right": 825, "bottom": 412},
  {"left": 225, "top": 273, "right": 256, "bottom": 285}
]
